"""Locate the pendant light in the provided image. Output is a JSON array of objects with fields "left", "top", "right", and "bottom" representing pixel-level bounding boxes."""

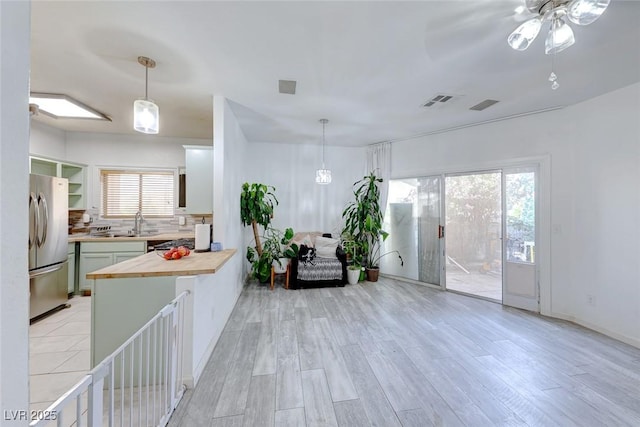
[
  {"left": 316, "top": 119, "right": 332, "bottom": 185},
  {"left": 133, "top": 56, "right": 159, "bottom": 134}
]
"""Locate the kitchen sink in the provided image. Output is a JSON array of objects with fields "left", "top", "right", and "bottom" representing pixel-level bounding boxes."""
[{"left": 110, "top": 230, "right": 159, "bottom": 238}]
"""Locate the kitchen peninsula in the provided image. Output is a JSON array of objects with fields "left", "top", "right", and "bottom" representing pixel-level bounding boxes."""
[{"left": 86, "top": 248, "right": 240, "bottom": 387}]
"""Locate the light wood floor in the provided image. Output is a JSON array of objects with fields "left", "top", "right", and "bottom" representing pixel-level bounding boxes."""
[{"left": 168, "top": 277, "right": 640, "bottom": 426}]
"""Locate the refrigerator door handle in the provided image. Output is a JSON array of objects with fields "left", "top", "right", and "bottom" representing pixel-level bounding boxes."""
[
  {"left": 29, "top": 192, "right": 38, "bottom": 250},
  {"left": 29, "top": 262, "right": 64, "bottom": 278},
  {"left": 37, "top": 192, "right": 49, "bottom": 247}
]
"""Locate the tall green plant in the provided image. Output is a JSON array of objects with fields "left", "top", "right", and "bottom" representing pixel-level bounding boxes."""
[
  {"left": 240, "top": 182, "right": 278, "bottom": 256},
  {"left": 342, "top": 172, "right": 403, "bottom": 269}
]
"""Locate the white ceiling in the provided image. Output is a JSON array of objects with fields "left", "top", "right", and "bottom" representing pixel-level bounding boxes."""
[{"left": 30, "top": 1, "right": 640, "bottom": 147}]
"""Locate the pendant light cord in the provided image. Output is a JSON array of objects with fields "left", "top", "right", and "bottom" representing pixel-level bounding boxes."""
[
  {"left": 322, "top": 121, "right": 326, "bottom": 168},
  {"left": 145, "top": 65, "right": 149, "bottom": 100}
]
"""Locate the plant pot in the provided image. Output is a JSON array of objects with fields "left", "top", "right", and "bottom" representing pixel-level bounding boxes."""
[
  {"left": 366, "top": 267, "right": 380, "bottom": 282},
  {"left": 272, "top": 258, "right": 289, "bottom": 274},
  {"left": 347, "top": 267, "right": 361, "bottom": 285},
  {"left": 359, "top": 269, "right": 366, "bottom": 282}
]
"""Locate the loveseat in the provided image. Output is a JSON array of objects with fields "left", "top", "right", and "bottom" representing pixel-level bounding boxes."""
[{"left": 289, "top": 232, "right": 347, "bottom": 289}]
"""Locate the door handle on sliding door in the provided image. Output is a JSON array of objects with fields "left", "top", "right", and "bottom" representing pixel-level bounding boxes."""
[{"left": 438, "top": 225, "right": 445, "bottom": 239}]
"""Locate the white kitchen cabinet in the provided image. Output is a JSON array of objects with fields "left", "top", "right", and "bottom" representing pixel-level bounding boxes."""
[
  {"left": 183, "top": 145, "right": 213, "bottom": 214},
  {"left": 79, "top": 241, "right": 145, "bottom": 290},
  {"left": 30, "top": 156, "right": 87, "bottom": 210}
]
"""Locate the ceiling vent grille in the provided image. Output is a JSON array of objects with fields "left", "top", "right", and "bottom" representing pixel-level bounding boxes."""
[
  {"left": 279, "top": 80, "right": 297, "bottom": 95},
  {"left": 470, "top": 99, "right": 500, "bottom": 111},
  {"left": 422, "top": 94, "right": 458, "bottom": 108}
]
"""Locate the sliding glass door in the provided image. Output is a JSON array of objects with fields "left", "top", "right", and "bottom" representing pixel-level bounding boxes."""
[
  {"left": 503, "top": 167, "right": 538, "bottom": 311},
  {"left": 444, "top": 172, "right": 502, "bottom": 301},
  {"left": 382, "top": 166, "right": 539, "bottom": 312},
  {"left": 381, "top": 177, "right": 442, "bottom": 285}
]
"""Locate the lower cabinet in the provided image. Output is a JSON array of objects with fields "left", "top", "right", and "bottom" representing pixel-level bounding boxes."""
[
  {"left": 67, "top": 243, "right": 76, "bottom": 294},
  {"left": 79, "top": 241, "right": 145, "bottom": 291}
]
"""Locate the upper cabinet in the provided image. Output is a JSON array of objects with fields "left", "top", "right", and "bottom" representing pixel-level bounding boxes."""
[
  {"left": 30, "top": 156, "right": 87, "bottom": 210},
  {"left": 183, "top": 145, "right": 213, "bottom": 214}
]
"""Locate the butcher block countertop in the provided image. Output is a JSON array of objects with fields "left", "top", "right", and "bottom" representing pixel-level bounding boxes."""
[
  {"left": 69, "top": 232, "right": 195, "bottom": 243},
  {"left": 86, "top": 249, "right": 236, "bottom": 279}
]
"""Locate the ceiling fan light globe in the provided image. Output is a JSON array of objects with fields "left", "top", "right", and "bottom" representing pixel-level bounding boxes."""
[
  {"left": 508, "top": 17, "right": 542, "bottom": 50},
  {"left": 545, "top": 18, "right": 575, "bottom": 54},
  {"left": 567, "top": 0, "right": 610, "bottom": 25}
]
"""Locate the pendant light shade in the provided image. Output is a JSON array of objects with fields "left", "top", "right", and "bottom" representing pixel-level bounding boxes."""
[
  {"left": 134, "top": 56, "right": 159, "bottom": 134},
  {"left": 315, "top": 119, "right": 332, "bottom": 185},
  {"left": 316, "top": 168, "right": 332, "bottom": 184},
  {"left": 133, "top": 99, "right": 159, "bottom": 133}
]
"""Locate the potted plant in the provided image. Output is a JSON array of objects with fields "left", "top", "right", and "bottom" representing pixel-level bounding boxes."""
[
  {"left": 342, "top": 172, "right": 403, "bottom": 282},
  {"left": 342, "top": 236, "right": 365, "bottom": 285},
  {"left": 240, "top": 182, "right": 278, "bottom": 258},
  {"left": 246, "top": 227, "right": 298, "bottom": 283},
  {"left": 347, "top": 264, "right": 363, "bottom": 285}
]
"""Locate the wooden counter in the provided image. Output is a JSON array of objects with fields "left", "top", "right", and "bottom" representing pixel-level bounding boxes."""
[
  {"left": 86, "top": 249, "right": 236, "bottom": 279},
  {"left": 68, "top": 232, "right": 195, "bottom": 243}
]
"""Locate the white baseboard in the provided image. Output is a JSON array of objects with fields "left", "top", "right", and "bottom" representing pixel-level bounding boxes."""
[{"left": 548, "top": 311, "right": 640, "bottom": 350}]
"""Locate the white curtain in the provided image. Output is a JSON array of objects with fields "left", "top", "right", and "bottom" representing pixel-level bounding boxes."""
[{"left": 366, "top": 142, "right": 391, "bottom": 216}]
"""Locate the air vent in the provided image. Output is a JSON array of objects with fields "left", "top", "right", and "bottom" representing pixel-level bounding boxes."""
[
  {"left": 422, "top": 94, "right": 457, "bottom": 108},
  {"left": 279, "top": 80, "right": 297, "bottom": 95},
  {"left": 470, "top": 99, "right": 499, "bottom": 111}
]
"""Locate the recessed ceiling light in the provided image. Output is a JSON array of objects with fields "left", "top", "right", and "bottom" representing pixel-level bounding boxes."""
[{"left": 29, "top": 93, "right": 111, "bottom": 121}]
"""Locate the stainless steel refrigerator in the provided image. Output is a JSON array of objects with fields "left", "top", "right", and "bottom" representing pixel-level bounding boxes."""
[{"left": 29, "top": 174, "right": 69, "bottom": 319}]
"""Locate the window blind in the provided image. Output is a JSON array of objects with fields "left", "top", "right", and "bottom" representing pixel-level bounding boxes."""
[{"left": 101, "top": 170, "right": 174, "bottom": 218}]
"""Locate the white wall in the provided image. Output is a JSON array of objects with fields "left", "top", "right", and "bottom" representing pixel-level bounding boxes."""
[
  {"left": 64, "top": 132, "right": 210, "bottom": 211},
  {"left": 29, "top": 121, "right": 66, "bottom": 159},
  {"left": 0, "top": 0, "right": 31, "bottom": 422},
  {"left": 392, "top": 82, "right": 640, "bottom": 347},
  {"left": 212, "top": 95, "right": 248, "bottom": 289},
  {"left": 245, "top": 142, "right": 366, "bottom": 235}
]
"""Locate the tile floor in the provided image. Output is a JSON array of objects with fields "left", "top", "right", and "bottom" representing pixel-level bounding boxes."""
[{"left": 29, "top": 296, "right": 91, "bottom": 412}]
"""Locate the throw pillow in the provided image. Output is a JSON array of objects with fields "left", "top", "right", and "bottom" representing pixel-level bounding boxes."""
[
  {"left": 292, "top": 233, "right": 314, "bottom": 248},
  {"left": 298, "top": 244, "right": 316, "bottom": 265},
  {"left": 314, "top": 236, "right": 340, "bottom": 259}
]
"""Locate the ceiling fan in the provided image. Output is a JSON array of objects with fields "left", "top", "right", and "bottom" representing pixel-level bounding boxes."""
[{"left": 508, "top": 0, "right": 610, "bottom": 54}]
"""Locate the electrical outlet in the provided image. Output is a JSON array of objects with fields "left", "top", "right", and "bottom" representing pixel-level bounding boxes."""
[{"left": 586, "top": 294, "right": 595, "bottom": 306}]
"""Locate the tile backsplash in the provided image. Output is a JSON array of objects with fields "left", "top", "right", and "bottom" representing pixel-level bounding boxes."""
[{"left": 69, "top": 208, "right": 212, "bottom": 235}]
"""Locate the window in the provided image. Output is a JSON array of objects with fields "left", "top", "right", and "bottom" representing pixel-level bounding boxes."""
[{"left": 101, "top": 169, "right": 174, "bottom": 218}]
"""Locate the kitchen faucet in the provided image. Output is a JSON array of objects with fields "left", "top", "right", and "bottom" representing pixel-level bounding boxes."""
[{"left": 133, "top": 210, "right": 144, "bottom": 235}]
